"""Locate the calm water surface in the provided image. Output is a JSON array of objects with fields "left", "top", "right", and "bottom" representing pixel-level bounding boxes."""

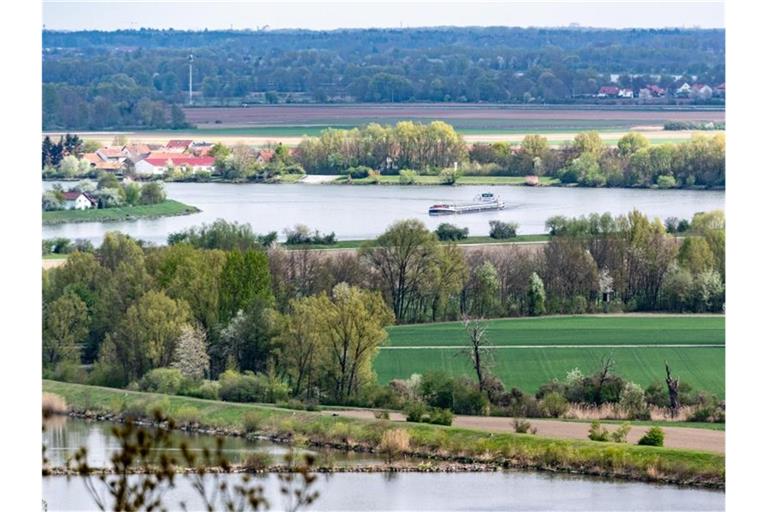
[
  {"left": 42, "top": 418, "right": 724, "bottom": 511},
  {"left": 42, "top": 182, "right": 724, "bottom": 244}
]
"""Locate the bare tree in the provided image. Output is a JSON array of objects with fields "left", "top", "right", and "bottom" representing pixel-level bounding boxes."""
[
  {"left": 665, "top": 362, "right": 681, "bottom": 418},
  {"left": 461, "top": 316, "right": 495, "bottom": 392},
  {"left": 594, "top": 355, "right": 615, "bottom": 405}
]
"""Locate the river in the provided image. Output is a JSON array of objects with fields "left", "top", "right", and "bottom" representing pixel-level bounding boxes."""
[
  {"left": 42, "top": 182, "right": 724, "bottom": 245},
  {"left": 42, "top": 418, "right": 724, "bottom": 511}
]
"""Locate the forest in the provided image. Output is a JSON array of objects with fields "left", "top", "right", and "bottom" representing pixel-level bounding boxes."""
[
  {"left": 42, "top": 27, "right": 724, "bottom": 129},
  {"left": 42, "top": 210, "right": 724, "bottom": 398}
]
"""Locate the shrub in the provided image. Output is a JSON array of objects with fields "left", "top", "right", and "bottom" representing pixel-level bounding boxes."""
[
  {"left": 569, "top": 295, "right": 588, "bottom": 314},
  {"left": 656, "top": 175, "right": 677, "bottom": 189},
  {"left": 242, "top": 451, "right": 273, "bottom": 471},
  {"left": 399, "top": 169, "right": 418, "bottom": 184},
  {"left": 144, "top": 397, "right": 171, "bottom": 417},
  {"left": 620, "top": 382, "right": 650, "bottom": 420},
  {"left": 404, "top": 402, "right": 428, "bottom": 423},
  {"left": 139, "top": 368, "right": 185, "bottom": 395},
  {"left": 373, "top": 410, "right": 390, "bottom": 420},
  {"left": 512, "top": 418, "right": 532, "bottom": 434},
  {"left": 242, "top": 411, "right": 264, "bottom": 434},
  {"left": 540, "top": 392, "right": 569, "bottom": 418},
  {"left": 638, "top": 426, "right": 665, "bottom": 447},
  {"left": 219, "top": 371, "right": 290, "bottom": 403},
  {"left": 175, "top": 406, "right": 201, "bottom": 426},
  {"left": 452, "top": 383, "right": 489, "bottom": 416},
  {"left": 419, "top": 372, "right": 456, "bottom": 410},
  {"left": 439, "top": 167, "right": 462, "bottom": 185},
  {"left": 588, "top": 420, "right": 609, "bottom": 442},
  {"left": 610, "top": 422, "right": 631, "bottom": 443},
  {"left": 42, "top": 393, "right": 68, "bottom": 417},
  {"left": 188, "top": 380, "right": 221, "bottom": 401},
  {"left": 435, "top": 223, "right": 469, "bottom": 241},
  {"left": 488, "top": 220, "right": 518, "bottom": 239},
  {"left": 378, "top": 429, "right": 411, "bottom": 462},
  {"left": 427, "top": 408, "right": 454, "bottom": 426},
  {"left": 348, "top": 166, "right": 372, "bottom": 179}
]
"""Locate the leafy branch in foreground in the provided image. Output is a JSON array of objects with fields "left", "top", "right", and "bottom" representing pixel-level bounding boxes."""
[{"left": 61, "top": 411, "right": 319, "bottom": 512}]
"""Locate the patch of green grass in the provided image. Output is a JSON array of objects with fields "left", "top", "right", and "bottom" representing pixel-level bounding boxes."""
[
  {"left": 43, "top": 380, "right": 724, "bottom": 487},
  {"left": 42, "top": 200, "right": 199, "bottom": 225}
]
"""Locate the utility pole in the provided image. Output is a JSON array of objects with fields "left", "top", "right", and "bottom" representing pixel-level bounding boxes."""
[{"left": 188, "top": 54, "right": 194, "bottom": 105}]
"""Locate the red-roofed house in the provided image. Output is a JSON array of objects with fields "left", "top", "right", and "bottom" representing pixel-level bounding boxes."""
[
  {"left": 714, "top": 83, "right": 725, "bottom": 98},
  {"left": 61, "top": 191, "right": 97, "bottom": 210},
  {"left": 135, "top": 156, "right": 216, "bottom": 176},
  {"left": 597, "top": 86, "right": 620, "bottom": 98},
  {"left": 256, "top": 149, "right": 275, "bottom": 164},
  {"left": 165, "top": 139, "right": 194, "bottom": 153}
]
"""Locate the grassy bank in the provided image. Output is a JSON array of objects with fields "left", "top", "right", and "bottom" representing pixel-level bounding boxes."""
[
  {"left": 44, "top": 380, "right": 724, "bottom": 487},
  {"left": 377, "top": 315, "right": 725, "bottom": 397},
  {"left": 336, "top": 175, "right": 561, "bottom": 186},
  {"left": 42, "top": 200, "right": 199, "bottom": 225}
]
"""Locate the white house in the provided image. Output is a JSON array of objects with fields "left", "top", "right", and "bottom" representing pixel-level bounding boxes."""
[
  {"left": 135, "top": 156, "right": 216, "bottom": 176},
  {"left": 61, "top": 191, "right": 96, "bottom": 210},
  {"left": 618, "top": 88, "right": 634, "bottom": 98},
  {"left": 676, "top": 83, "right": 691, "bottom": 96}
]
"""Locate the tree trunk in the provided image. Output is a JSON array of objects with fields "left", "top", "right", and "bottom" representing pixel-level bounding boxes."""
[{"left": 665, "top": 362, "right": 681, "bottom": 418}]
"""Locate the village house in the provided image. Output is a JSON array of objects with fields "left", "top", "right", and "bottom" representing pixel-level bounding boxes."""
[
  {"left": 81, "top": 151, "right": 124, "bottom": 173},
  {"left": 61, "top": 191, "right": 97, "bottom": 210},
  {"left": 134, "top": 156, "right": 216, "bottom": 176},
  {"left": 690, "top": 84, "right": 713, "bottom": 100},
  {"left": 714, "top": 83, "right": 726, "bottom": 98},
  {"left": 675, "top": 82, "right": 691, "bottom": 97},
  {"left": 256, "top": 149, "right": 275, "bottom": 164},
  {"left": 596, "top": 86, "right": 620, "bottom": 98},
  {"left": 121, "top": 143, "right": 151, "bottom": 161},
  {"left": 164, "top": 139, "right": 194, "bottom": 153},
  {"left": 96, "top": 146, "right": 127, "bottom": 163}
]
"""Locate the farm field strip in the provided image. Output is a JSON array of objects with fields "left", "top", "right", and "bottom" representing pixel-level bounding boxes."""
[
  {"left": 385, "top": 315, "right": 725, "bottom": 347},
  {"left": 374, "top": 345, "right": 725, "bottom": 397}
]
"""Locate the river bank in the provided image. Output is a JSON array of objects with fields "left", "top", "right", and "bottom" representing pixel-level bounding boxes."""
[
  {"left": 43, "top": 381, "right": 725, "bottom": 489},
  {"left": 42, "top": 200, "right": 199, "bottom": 225}
]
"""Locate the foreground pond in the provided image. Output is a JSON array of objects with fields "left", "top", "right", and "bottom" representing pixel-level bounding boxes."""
[
  {"left": 42, "top": 418, "right": 724, "bottom": 511},
  {"left": 43, "top": 417, "right": 380, "bottom": 467},
  {"left": 44, "top": 472, "right": 724, "bottom": 511},
  {"left": 42, "top": 182, "right": 724, "bottom": 245}
]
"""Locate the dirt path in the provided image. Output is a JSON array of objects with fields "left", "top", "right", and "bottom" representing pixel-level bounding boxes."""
[{"left": 323, "top": 409, "right": 724, "bottom": 454}]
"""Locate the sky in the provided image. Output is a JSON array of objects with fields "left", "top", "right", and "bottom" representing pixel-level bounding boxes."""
[{"left": 42, "top": 1, "right": 724, "bottom": 31}]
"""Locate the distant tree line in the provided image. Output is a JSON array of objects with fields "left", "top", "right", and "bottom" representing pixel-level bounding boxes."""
[
  {"left": 294, "top": 125, "right": 724, "bottom": 189},
  {"left": 470, "top": 131, "right": 724, "bottom": 188},
  {"left": 294, "top": 121, "right": 467, "bottom": 174},
  {"left": 42, "top": 28, "right": 724, "bottom": 129}
]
